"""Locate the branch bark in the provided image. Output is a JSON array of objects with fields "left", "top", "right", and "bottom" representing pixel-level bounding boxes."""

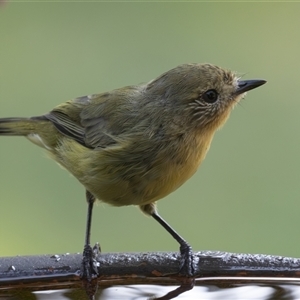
[{"left": 1, "top": 250, "right": 300, "bottom": 291}]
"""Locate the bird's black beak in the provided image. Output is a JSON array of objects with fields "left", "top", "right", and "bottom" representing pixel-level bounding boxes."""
[{"left": 235, "top": 79, "right": 267, "bottom": 95}]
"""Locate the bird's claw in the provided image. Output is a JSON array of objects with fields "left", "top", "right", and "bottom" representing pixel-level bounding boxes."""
[
  {"left": 81, "top": 243, "right": 101, "bottom": 281},
  {"left": 179, "top": 243, "right": 194, "bottom": 277}
]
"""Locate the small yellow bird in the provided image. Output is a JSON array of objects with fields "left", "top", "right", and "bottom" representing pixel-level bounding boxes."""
[{"left": 0, "top": 63, "right": 266, "bottom": 279}]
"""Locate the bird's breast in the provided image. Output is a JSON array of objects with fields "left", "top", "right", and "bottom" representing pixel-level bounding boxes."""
[
  {"left": 54, "top": 130, "right": 214, "bottom": 207},
  {"left": 89, "top": 131, "right": 213, "bottom": 206}
]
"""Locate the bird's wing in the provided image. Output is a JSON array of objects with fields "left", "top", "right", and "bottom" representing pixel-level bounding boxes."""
[
  {"left": 44, "top": 86, "right": 144, "bottom": 149},
  {"left": 45, "top": 110, "right": 85, "bottom": 146}
]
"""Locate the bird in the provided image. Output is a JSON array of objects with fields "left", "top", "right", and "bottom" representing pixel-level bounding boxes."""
[{"left": 0, "top": 63, "right": 266, "bottom": 280}]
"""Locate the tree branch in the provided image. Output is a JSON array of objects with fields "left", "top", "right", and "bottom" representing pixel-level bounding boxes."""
[{"left": 1, "top": 250, "right": 300, "bottom": 291}]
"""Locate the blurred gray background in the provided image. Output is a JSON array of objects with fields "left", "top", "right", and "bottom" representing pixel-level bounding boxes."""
[{"left": 0, "top": 2, "right": 299, "bottom": 259}]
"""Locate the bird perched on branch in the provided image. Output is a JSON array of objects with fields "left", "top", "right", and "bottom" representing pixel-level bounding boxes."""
[{"left": 0, "top": 63, "right": 266, "bottom": 280}]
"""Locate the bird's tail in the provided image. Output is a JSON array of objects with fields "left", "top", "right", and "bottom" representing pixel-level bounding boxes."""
[{"left": 0, "top": 117, "right": 39, "bottom": 136}]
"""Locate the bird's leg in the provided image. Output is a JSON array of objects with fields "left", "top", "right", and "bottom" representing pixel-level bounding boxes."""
[
  {"left": 151, "top": 211, "right": 194, "bottom": 277},
  {"left": 81, "top": 190, "right": 100, "bottom": 281}
]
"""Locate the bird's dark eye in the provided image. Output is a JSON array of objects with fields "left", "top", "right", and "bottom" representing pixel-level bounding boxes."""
[{"left": 202, "top": 89, "right": 219, "bottom": 103}]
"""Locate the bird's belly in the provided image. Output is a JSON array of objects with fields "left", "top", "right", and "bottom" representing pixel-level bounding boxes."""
[
  {"left": 86, "top": 154, "right": 201, "bottom": 207},
  {"left": 52, "top": 134, "right": 212, "bottom": 207}
]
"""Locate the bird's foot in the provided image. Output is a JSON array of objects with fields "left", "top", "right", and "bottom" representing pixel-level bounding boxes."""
[
  {"left": 80, "top": 243, "right": 100, "bottom": 300},
  {"left": 80, "top": 243, "right": 101, "bottom": 281},
  {"left": 179, "top": 243, "right": 194, "bottom": 277}
]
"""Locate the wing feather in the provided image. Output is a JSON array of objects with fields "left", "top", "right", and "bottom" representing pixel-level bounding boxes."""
[{"left": 44, "top": 86, "right": 145, "bottom": 149}]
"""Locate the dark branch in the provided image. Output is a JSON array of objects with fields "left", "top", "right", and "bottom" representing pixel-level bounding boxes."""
[{"left": 1, "top": 250, "right": 300, "bottom": 291}]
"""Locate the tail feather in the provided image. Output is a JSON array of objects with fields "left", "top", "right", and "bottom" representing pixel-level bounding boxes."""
[{"left": 0, "top": 118, "right": 38, "bottom": 136}]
